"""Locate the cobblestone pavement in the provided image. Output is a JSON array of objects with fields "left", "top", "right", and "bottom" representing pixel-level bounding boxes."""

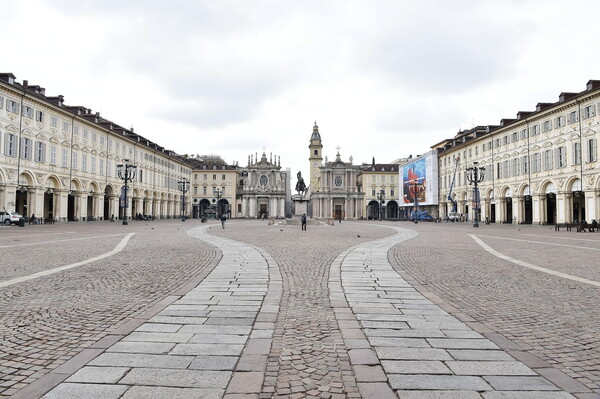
[
  {"left": 390, "top": 222, "right": 600, "bottom": 396},
  {"left": 214, "top": 221, "right": 394, "bottom": 398},
  {"left": 2, "top": 220, "right": 598, "bottom": 398},
  {"left": 0, "top": 220, "right": 219, "bottom": 398},
  {"left": 41, "top": 224, "right": 281, "bottom": 398}
]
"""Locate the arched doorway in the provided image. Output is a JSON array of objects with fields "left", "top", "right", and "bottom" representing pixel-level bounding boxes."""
[
  {"left": 104, "top": 186, "right": 112, "bottom": 221},
  {"left": 367, "top": 200, "right": 379, "bottom": 220},
  {"left": 522, "top": 185, "right": 532, "bottom": 224},
  {"left": 199, "top": 199, "right": 211, "bottom": 218},
  {"left": 544, "top": 182, "right": 557, "bottom": 225},
  {"left": 504, "top": 188, "right": 513, "bottom": 223},
  {"left": 218, "top": 199, "right": 229, "bottom": 218},
  {"left": 386, "top": 200, "right": 398, "bottom": 219},
  {"left": 570, "top": 178, "right": 585, "bottom": 223}
]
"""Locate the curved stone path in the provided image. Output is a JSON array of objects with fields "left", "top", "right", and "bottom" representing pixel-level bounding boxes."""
[{"left": 37, "top": 222, "right": 576, "bottom": 398}]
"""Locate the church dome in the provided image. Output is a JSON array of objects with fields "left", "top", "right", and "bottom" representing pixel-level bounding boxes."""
[{"left": 311, "top": 121, "right": 321, "bottom": 140}]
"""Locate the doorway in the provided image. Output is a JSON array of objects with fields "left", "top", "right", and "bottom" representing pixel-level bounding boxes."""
[
  {"left": 524, "top": 196, "right": 532, "bottom": 224},
  {"left": 259, "top": 204, "right": 268, "bottom": 219},
  {"left": 546, "top": 194, "right": 556, "bottom": 225}
]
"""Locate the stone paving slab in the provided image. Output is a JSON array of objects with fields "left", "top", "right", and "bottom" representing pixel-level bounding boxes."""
[
  {"left": 42, "top": 224, "right": 278, "bottom": 398},
  {"left": 332, "top": 225, "right": 576, "bottom": 398}
]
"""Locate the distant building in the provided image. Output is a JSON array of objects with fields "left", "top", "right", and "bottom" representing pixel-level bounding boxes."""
[
  {"left": 434, "top": 80, "right": 600, "bottom": 224},
  {"left": 238, "top": 151, "right": 289, "bottom": 218},
  {"left": 188, "top": 155, "right": 238, "bottom": 219},
  {"left": 308, "top": 123, "right": 364, "bottom": 219},
  {"left": 0, "top": 73, "right": 191, "bottom": 222},
  {"left": 357, "top": 159, "right": 405, "bottom": 219}
]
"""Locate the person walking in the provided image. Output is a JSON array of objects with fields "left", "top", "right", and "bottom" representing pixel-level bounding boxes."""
[
  {"left": 301, "top": 213, "right": 307, "bottom": 231},
  {"left": 221, "top": 214, "right": 227, "bottom": 229}
]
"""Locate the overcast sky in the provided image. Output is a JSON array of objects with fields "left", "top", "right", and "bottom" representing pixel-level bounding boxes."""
[{"left": 3, "top": 0, "right": 599, "bottom": 186}]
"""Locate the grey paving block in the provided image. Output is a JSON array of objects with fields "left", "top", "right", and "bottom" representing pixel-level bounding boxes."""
[
  {"left": 483, "top": 376, "right": 560, "bottom": 391},
  {"left": 135, "top": 323, "right": 183, "bottom": 333},
  {"left": 364, "top": 328, "right": 446, "bottom": 338},
  {"left": 179, "top": 325, "right": 252, "bottom": 335},
  {"left": 148, "top": 316, "right": 208, "bottom": 325},
  {"left": 482, "top": 392, "right": 575, "bottom": 399},
  {"left": 65, "top": 366, "right": 130, "bottom": 384},
  {"left": 89, "top": 353, "right": 194, "bottom": 369},
  {"left": 122, "top": 332, "right": 194, "bottom": 343},
  {"left": 381, "top": 360, "right": 451, "bottom": 374},
  {"left": 189, "top": 334, "right": 249, "bottom": 344},
  {"left": 397, "top": 390, "right": 484, "bottom": 398},
  {"left": 427, "top": 338, "right": 499, "bottom": 350},
  {"left": 368, "top": 336, "right": 431, "bottom": 348},
  {"left": 376, "top": 347, "right": 452, "bottom": 361},
  {"left": 189, "top": 356, "right": 239, "bottom": 370},
  {"left": 106, "top": 342, "right": 176, "bottom": 354},
  {"left": 389, "top": 374, "right": 492, "bottom": 391},
  {"left": 43, "top": 383, "right": 128, "bottom": 399},
  {"left": 121, "top": 386, "right": 224, "bottom": 399},
  {"left": 204, "top": 317, "right": 255, "bottom": 326},
  {"left": 447, "top": 361, "right": 536, "bottom": 376},
  {"left": 119, "top": 368, "right": 231, "bottom": 388},
  {"left": 171, "top": 343, "right": 244, "bottom": 356},
  {"left": 449, "top": 350, "right": 517, "bottom": 361}
]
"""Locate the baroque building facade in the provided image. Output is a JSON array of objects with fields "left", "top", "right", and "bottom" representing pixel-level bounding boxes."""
[
  {"left": 308, "top": 124, "right": 364, "bottom": 219},
  {"left": 238, "top": 151, "right": 289, "bottom": 218},
  {"left": 0, "top": 73, "right": 191, "bottom": 222},
  {"left": 435, "top": 80, "right": 600, "bottom": 225}
]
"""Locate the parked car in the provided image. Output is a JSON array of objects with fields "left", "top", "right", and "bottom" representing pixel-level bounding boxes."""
[
  {"left": 0, "top": 211, "right": 23, "bottom": 225},
  {"left": 411, "top": 211, "right": 434, "bottom": 222}
]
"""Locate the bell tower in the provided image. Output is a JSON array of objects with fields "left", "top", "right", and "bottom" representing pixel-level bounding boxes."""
[{"left": 308, "top": 121, "right": 323, "bottom": 194}]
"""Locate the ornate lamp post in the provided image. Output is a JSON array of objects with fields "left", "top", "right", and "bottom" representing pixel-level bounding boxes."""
[
  {"left": 466, "top": 161, "right": 485, "bottom": 227},
  {"left": 376, "top": 189, "right": 385, "bottom": 221},
  {"left": 177, "top": 179, "right": 189, "bottom": 222},
  {"left": 213, "top": 187, "right": 223, "bottom": 218},
  {"left": 117, "top": 159, "right": 137, "bottom": 225}
]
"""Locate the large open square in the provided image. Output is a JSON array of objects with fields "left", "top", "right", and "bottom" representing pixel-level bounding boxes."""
[{"left": 1, "top": 219, "right": 598, "bottom": 398}]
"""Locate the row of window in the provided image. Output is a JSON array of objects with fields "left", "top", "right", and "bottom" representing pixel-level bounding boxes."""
[
  {"left": 442, "top": 105, "right": 599, "bottom": 168},
  {"left": 192, "top": 186, "right": 227, "bottom": 196},
  {"left": 441, "top": 139, "right": 597, "bottom": 189},
  {"left": 1, "top": 96, "right": 187, "bottom": 176},
  {"left": 194, "top": 173, "right": 229, "bottom": 180},
  {"left": 371, "top": 188, "right": 395, "bottom": 197},
  {"left": 0, "top": 133, "right": 200, "bottom": 187}
]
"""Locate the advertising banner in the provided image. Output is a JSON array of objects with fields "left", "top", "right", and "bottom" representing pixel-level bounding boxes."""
[{"left": 399, "top": 151, "right": 439, "bottom": 207}]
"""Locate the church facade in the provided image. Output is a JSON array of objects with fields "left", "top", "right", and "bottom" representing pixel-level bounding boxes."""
[
  {"left": 308, "top": 123, "right": 364, "bottom": 220},
  {"left": 238, "top": 151, "right": 290, "bottom": 218}
]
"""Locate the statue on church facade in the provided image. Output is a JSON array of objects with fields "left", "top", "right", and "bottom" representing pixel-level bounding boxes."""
[{"left": 295, "top": 171, "right": 307, "bottom": 197}]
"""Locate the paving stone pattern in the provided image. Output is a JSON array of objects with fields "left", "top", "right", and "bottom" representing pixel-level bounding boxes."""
[
  {"left": 213, "top": 222, "right": 395, "bottom": 398},
  {"left": 336, "top": 225, "right": 575, "bottom": 398},
  {"left": 391, "top": 223, "right": 600, "bottom": 395},
  {"left": 41, "top": 224, "right": 280, "bottom": 398},
  {"left": 0, "top": 222, "right": 218, "bottom": 398}
]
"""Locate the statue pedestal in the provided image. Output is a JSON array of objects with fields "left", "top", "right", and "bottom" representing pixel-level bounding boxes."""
[{"left": 292, "top": 194, "right": 309, "bottom": 216}]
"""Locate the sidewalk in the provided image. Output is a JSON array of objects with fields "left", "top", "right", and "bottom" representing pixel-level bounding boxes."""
[{"left": 36, "top": 224, "right": 576, "bottom": 398}]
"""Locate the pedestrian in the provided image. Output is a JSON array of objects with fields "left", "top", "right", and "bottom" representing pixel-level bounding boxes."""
[
  {"left": 110, "top": 214, "right": 115, "bottom": 222},
  {"left": 221, "top": 214, "right": 227, "bottom": 229},
  {"left": 301, "top": 213, "right": 307, "bottom": 231},
  {"left": 29, "top": 214, "right": 36, "bottom": 225}
]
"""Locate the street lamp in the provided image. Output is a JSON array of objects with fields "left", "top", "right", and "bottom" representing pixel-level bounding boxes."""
[
  {"left": 177, "top": 179, "right": 189, "bottom": 222},
  {"left": 376, "top": 189, "right": 385, "bottom": 221},
  {"left": 407, "top": 177, "right": 424, "bottom": 224},
  {"left": 466, "top": 161, "right": 485, "bottom": 227},
  {"left": 213, "top": 187, "right": 223, "bottom": 218},
  {"left": 117, "top": 159, "right": 137, "bottom": 225}
]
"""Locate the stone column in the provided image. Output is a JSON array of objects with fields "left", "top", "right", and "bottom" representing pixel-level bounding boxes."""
[
  {"left": 559, "top": 192, "right": 570, "bottom": 224},
  {"left": 78, "top": 192, "right": 88, "bottom": 221}
]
